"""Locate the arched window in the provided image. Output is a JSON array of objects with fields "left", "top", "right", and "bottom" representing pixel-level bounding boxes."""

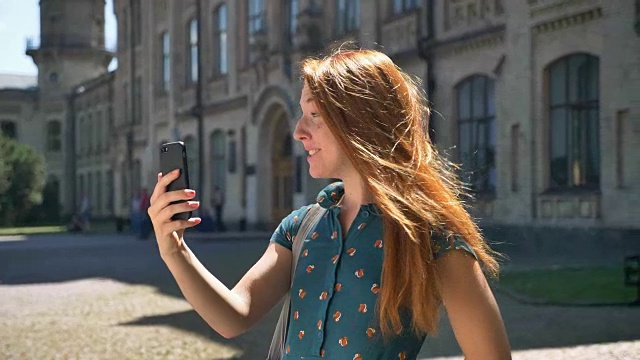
[
  {"left": 210, "top": 130, "right": 226, "bottom": 189},
  {"left": 456, "top": 75, "right": 496, "bottom": 193},
  {"left": 47, "top": 120, "right": 62, "bottom": 152},
  {"left": 548, "top": 54, "right": 599, "bottom": 189}
]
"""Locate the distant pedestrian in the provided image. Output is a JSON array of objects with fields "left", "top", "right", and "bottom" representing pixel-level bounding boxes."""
[
  {"left": 130, "top": 190, "right": 142, "bottom": 236},
  {"left": 211, "top": 186, "right": 225, "bottom": 232},
  {"left": 79, "top": 193, "right": 91, "bottom": 232},
  {"left": 138, "top": 188, "right": 152, "bottom": 239}
]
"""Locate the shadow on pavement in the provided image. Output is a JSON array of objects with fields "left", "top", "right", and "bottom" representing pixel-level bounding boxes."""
[
  {"left": 120, "top": 307, "right": 282, "bottom": 359},
  {"left": 1, "top": 232, "right": 639, "bottom": 358}
]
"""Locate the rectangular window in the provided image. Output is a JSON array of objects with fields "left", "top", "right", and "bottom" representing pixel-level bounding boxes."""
[
  {"left": 161, "top": 32, "right": 170, "bottom": 92},
  {"left": 288, "top": 0, "right": 299, "bottom": 44},
  {"left": 188, "top": 18, "right": 199, "bottom": 84},
  {"left": 336, "top": 0, "right": 360, "bottom": 36},
  {"left": 214, "top": 5, "right": 228, "bottom": 75},
  {"left": 47, "top": 121, "right": 62, "bottom": 152},
  {"left": 248, "top": 0, "right": 266, "bottom": 37}
]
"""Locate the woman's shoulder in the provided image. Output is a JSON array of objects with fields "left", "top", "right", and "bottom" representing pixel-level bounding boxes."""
[
  {"left": 431, "top": 230, "right": 478, "bottom": 260},
  {"left": 270, "top": 205, "right": 317, "bottom": 249}
]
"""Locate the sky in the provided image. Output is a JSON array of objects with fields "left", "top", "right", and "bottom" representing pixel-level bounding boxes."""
[{"left": 0, "top": 0, "right": 118, "bottom": 75}]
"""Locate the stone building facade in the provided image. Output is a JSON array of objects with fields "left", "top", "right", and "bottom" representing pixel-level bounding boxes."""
[
  {"left": 1, "top": 0, "right": 638, "bottom": 235},
  {"left": 0, "top": 0, "right": 113, "bottom": 216}
]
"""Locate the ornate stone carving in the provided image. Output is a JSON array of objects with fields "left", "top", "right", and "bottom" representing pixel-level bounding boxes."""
[{"left": 444, "top": 0, "right": 504, "bottom": 31}]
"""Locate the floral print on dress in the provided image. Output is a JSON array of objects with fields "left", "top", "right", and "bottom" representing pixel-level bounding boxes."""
[{"left": 269, "top": 182, "right": 477, "bottom": 360}]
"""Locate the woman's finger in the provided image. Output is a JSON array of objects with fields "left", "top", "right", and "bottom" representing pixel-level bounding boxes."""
[
  {"left": 156, "top": 201, "right": 200, "bottom": 224},
  {"left": 150, "top": 169, "right": 181, "bottom": 205},
  {"left": 161, "top": 218, "right": 202, "bottom": 236},
  {"left": 152, "top": 189, "right": 196, "bottom": 214}
]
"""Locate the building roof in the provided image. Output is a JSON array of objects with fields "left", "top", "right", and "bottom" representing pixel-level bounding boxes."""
[{"left": 0, "top": 73, "right": 37, "bottom": 90}]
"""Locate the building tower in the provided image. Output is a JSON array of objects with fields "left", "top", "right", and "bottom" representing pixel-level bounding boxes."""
[{"left": 26, "top": 0, "right": 113, "bottom": 214}]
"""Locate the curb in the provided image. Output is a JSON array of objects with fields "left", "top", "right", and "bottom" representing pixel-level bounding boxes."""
[{"left": 492, "top": 284, "right": 639, "bottom": 308}]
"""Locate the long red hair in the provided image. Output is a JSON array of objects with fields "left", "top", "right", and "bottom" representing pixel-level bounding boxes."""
[{"left": 300, "top": 49, "right": 500, "bottom": 338}]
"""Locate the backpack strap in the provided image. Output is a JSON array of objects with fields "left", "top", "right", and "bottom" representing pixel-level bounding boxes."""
[{"left": 267, "top": 204, "right": 325, "bottom": 359}]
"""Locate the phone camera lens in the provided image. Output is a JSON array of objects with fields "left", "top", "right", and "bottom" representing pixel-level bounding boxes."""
[{"left": 162, "top": 147, "right": 168, "bottom": 153}]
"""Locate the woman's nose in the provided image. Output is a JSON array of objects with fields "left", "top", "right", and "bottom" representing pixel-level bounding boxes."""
[{"left": 293, "top": 119, "right": 308, "bottom": 142}]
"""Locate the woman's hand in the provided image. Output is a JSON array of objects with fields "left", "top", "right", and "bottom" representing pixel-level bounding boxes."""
[{"left": 148, "top": 170, "right": 201, "bottom": 257}]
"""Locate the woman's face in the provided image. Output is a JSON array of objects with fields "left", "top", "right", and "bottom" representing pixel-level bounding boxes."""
[{"left": 293, "top": 84, "right": 350, "bottom": 179}]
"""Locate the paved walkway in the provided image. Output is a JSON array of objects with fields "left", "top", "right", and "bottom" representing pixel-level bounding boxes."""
[{"left": 0, "top": 232, "right": 638, "bottom": 359}]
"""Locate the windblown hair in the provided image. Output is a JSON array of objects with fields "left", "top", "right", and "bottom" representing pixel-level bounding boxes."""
[{"left": 300, "top": 49, "right": 500, "bottom": 338}]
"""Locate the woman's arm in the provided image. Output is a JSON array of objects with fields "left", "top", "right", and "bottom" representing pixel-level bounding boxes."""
[
  {"left": 163, "top": 242, "right": 292, "bottom": 339},
  {"left": 149, "top": 170, "right": 291, "bottom": 339},
  {"left": 436, "top": 250, "right": 512, "bottom": 360}
]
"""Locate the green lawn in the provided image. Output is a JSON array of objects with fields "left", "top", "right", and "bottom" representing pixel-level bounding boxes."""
[
  {"left": 0, "top": 220, "right": 119, "bottom": 236},
  {"left": 496, "top": 267, "right": 638, "bottom": 305},
  {"left": 0, "top": 225, "right": 67, "bottom": 236}
]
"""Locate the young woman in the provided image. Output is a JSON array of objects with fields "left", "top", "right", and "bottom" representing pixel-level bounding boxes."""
[{"left": 148, "top": 49, "right": 511, "bottom": 360}]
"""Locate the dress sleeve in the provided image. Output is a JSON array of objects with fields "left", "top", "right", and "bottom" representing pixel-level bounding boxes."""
[
  {"left": 269, "top": 206, "right": 311, "bottom": 251},
  {"left": 431, "top": 231, "right": 478, "bottom": 260}
]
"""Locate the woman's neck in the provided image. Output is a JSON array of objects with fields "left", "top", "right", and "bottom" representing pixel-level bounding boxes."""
[{"left": 339, "top": 173, "right": 375, "bottom": 212}]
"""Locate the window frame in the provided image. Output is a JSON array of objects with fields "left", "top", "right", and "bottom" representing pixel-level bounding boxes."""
[
  {"left": 547, "top": 53, "right": 600, "bottom": 191},
  {"left": 187, "top": 18, "right": 199, "bottom": 85},
  {"left": 213, "top": 4, "right": 229, "bottom": 76},
  {"left": 248, "top": 0, "right": 266, "bottom": 38},
  {"left": 335, "top": 0, "right": 360, "bottom": 37},
  {"left": 455, "top": 74, "right": 497, "bottom": 195}
]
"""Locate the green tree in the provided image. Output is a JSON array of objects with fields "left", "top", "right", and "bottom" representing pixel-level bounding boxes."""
[{"left": 0, "top": 135, "right": 46, "bottom": 226}]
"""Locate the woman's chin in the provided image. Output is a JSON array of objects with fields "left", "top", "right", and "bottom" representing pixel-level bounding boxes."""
[
  {"left": 309, "top": 167, "right": 328, "bottom": 179},
  {"left": 309, "top": 170, "right": 323, "bottom": 179}
]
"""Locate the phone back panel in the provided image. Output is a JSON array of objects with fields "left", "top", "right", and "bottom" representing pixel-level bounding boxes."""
[{"left": 159, "top": 141, "right": 191, "bottom": 220}]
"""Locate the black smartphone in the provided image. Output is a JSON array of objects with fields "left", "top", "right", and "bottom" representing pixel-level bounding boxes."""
[{"left": 159, "top": 141, "right": 192, "bottom": 221}]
